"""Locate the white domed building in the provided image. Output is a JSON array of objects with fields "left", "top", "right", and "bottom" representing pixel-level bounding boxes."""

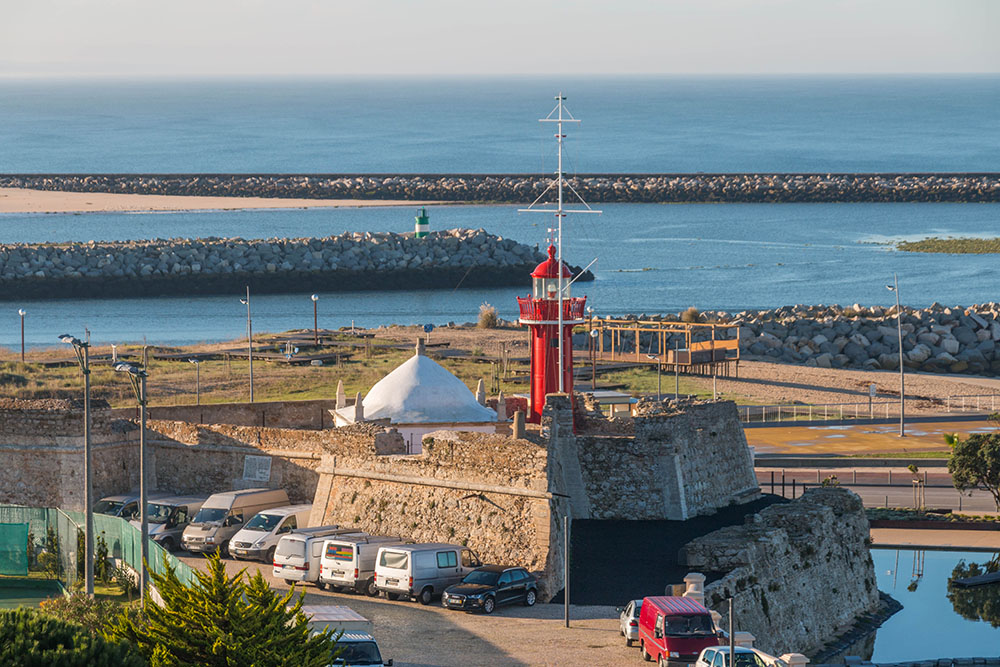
[{"left": 332, "top": 341, "right": 501, "bottom": 453}]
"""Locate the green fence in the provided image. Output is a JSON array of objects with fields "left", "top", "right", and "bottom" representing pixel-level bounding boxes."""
[{"left": 0, "top": 506, "right": 197, "bottom": 590}]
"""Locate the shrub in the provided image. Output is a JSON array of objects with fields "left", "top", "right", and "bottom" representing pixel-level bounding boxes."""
[
  {"left": 680, "top": 307, "right": 701, "bottom": 323},
  {"left": 0, "top": 608, "right": 144, "bottom": 666},
  {"left": 39, "top": 592, "right": 123, "bottom": 634},
  {"left": 478, "top": 302, "right": 499, "bottom": 329}
]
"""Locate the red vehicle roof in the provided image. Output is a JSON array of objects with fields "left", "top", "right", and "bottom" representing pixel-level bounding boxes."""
[{"left": 642, "top": 596, "right": 711, "bottom": 615}]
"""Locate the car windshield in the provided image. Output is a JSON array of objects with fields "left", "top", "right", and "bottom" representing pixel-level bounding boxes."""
[
  {"left": 146, "top": 503, "right": 175, "bottom": 524},
  {"left": 664, "top": 614, "right": 715, "bottom": 636},
  {"left": 462, "top": 570, "right": 500, "bottom": 586},
  {"left": 332, "top": 641, "right": 382, "bottom": 665},
  {"left": 245, "top": 513, "right": 281, "bottom": 531},
  {"left": 724, "top": 653, "right": 769, "bottom": 667},
  {"left": 193, "top": 508, "right": 227, "bottom": 524},
  {"left": 94, "top": 500, "right": 123, "bottom": 515}
]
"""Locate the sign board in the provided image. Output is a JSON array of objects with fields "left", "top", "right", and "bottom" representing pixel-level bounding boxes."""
[
  {"left": 243, "top": 455, "right": 272, "bottom": 482},
  {"left": 869, "top": 384, "right": 877, "bottom": 398}
]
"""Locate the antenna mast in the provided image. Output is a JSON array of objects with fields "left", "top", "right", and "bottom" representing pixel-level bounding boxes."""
[{"left": 520, "top": 93, "right": 601, "bottom": 393}]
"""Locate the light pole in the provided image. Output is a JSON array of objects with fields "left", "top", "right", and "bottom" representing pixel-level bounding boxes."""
[
  {"left": 115, "top": 361, "right": 149, "bottom": 603},
  {"left": 646, "top": 354, "right": 661, "bottom": 401},
  {"left": 240, "top": 287, "right": 253, "bottom": 402},
  {"left": 58, "top": 333, "right": 93, "bottom": 597},
  {"left": 18, "top": 309, "right": 26, "bottom": 363},
  {"left": 887, "top": 275, "right": 905, "bottom": 437},
  {"left": 311, "top": 294, "right": 319, "bottom": 346},
  {"left": 188, "top": 358, "right": 201, "bottom": 405}
]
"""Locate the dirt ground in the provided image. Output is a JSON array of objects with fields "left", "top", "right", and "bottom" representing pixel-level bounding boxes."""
[{"left": 176, "top": 554, "right": 631, "bottom": 667}]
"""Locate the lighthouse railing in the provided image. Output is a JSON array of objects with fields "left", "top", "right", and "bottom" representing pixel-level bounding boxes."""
[{"left": 517, "top": 297, "right": 587, "bottom": 323}]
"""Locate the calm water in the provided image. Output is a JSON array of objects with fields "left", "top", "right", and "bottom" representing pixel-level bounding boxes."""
[
  {"left": 1, "top": 77, "right": 998, "bottom": 173},
  {"left": 871, "top": 549, "right": 1000, "bottom": 662},
  {"left": 1, "top": 202, "right": 1000, "bottom": 348}
]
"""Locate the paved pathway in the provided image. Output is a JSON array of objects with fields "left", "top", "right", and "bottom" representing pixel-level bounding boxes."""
[
  {"left": 746, "top": 419, "right": 996, "bottom": 455},
  {"left": 871, "top": 528, "right": 1000, "bottom": 551}
]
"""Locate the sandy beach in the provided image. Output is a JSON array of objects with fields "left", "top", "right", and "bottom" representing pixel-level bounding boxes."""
[{"left": 0, "top": 187, "right": 445, "bottom": 214}]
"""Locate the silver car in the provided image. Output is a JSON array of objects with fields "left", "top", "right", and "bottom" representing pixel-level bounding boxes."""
[{"left": 618, "top": 599, "right": 642, "bottom": 646}]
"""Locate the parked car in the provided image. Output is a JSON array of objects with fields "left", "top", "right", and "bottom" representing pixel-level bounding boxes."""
[
  {"left": 94, "top": 492, "right": 169, "bottom": 519},
  {"left": 299, "top": 605, "right": 392, "bottom": 667},
  {"left": 330, "top": 632, "right": 392, "bottom": 667},
  {"left": 441, "top": 565, "right": 537, "bottom": 614},
  {"left": 130, "top": 494, "right": 206, "bottom": 552},
  {"left": 637, "top": 596, "right": 720, "bottom": 665},
  {"left": 319, "top": 534, "right": 408, "bottom": 596},
  {"left": 618, "top": 598, "right": 643, "bottom": 646},
  {"left": 181, "top": 488, "right": 289, "bottom": 556},
  {"left": 229, "top": 504, "right": 312, "bottom": 562},
  {"left": 273, "top": 527, "right": 362, "bottom": 586},
  {"left": 695, "top": 646, "right": 769, "bottom": 667},
  {"left": 374, "top": 543, "right": 482, "bottom": 605}
]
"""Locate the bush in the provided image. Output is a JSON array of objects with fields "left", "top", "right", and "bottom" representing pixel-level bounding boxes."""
[
  {"left": 0, "top": 608, "right": 144, "bottom": 666},
  {"left": 680, "top": 307, "right": 701, "bottom": 323},
  {"left": 478, "top": 302, "right": 499, "bottom": 329},
  {"left": 39, "top": 592, "right": 123, "bottom": 634}
]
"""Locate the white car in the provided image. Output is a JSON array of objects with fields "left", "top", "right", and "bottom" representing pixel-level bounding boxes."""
[
  {"left": 695, "top": 646, "right": 770, "bottom": 667},
  {"left": 617, "top": 599, "right": 642, "bottom": 646}
]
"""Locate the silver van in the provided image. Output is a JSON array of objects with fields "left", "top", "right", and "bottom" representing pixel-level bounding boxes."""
[
  {"left": 319, "top": 535, "right": 408, "bottom": 596},
  {"left": 94, "top": 492, "right": 170, "bottom": 520},
  {"left": 181, "top": 488, "right": 289, "bottom": 556},
  {"left": 230, "top": 504, "right": 313, "bottom": 563},
  {"left": 130, "top": 494, "right": 207, "bottom": 552},
  {"left": 273, "top": 526, "right": 362, "bottom": 586},
  {"left": 374, "top": 543, "right": 482, "bottom": 605}
]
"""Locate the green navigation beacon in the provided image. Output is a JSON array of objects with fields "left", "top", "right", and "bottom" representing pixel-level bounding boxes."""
[{"left": 415, "top": 207, "right": 429, "bottom": 238}]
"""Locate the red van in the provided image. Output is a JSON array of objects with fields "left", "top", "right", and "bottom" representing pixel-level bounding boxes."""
[{"left": 637, "top": 596, "right": 720, "bottom": 666}]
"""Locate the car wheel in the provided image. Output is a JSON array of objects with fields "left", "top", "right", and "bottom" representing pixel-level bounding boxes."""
[
  {"left": 160, "top": 537, "right": 174, "bottom": 552},
  {"left": 365, "top": 578, "right": 379, "bottom": 597},
  {"left": 626, "top": 638, "right": 633, "bottom": 647},
  {"left": 219, "top": 541, "right": 230, "bottom": 558},
  {"left": 659, "top": 657, "right": 667, "bottom": 667},
  {"left": 264, "top": 547, "right": 275, "bottom": 564},
  {"left": 385, "top": 592, "right": 400, "bottom": 601},
  {"left": 641, "top": 642, "right": 652, "bottom": 662},
  {"left": 482, "top": 596, "right": 496, "bottom": 614},
  {"left": 284, "top": 579, "right": 296, "bottom": 586},
  {"left": 316, "top": 580, "right": 327, "bottom": 591},
  {"left": 524, "top": 589, "right": 536, "bottom": 607},
  {"left": 419, "top": 587, "right": 434, "bottom": 605}
]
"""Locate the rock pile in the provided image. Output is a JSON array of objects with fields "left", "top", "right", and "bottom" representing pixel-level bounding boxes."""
[
  {"left": 3, "top": 173, "right": 999, "bottom": 203},
  {"left": 608, "top": 303, "right": 1000, "bottom": 376},
  {"left": 0, "top": 229, "right": 591, "bottom": 300}
]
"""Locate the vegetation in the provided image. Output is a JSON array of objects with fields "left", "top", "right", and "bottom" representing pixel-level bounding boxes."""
[
  {"left": 39, "top": 592, "right": 125, "bottom": 634},
  {"left": 945, "top": 432, "right": 1000, "bottom": 510},
  {"left": 0, "top": 608, "right": 144, "bottom": 666},
  {"left": 866, "top": 507, "right": 1000, "bottom": 523},
  {"left": 680, "top": 306, "right": 701, "bottom": 323},
  {"left": 852, "top": 450, "right": 950, "bottom": 459},
  {"left": 896, "top": 237, "right": 1000, "bottom": 254},
  {"left": 477, "top": 302, "right": 499, "bottom": 329},
  {"left": 107, "top": 552, "right": 339, "bottom": 666},
  {"left": 947, "top": 556, "right": 1000, "bottom": 628}
]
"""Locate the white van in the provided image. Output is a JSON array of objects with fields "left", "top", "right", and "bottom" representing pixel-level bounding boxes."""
[
  {"left": 181, "top": 488, "right": 289, "bottom": 556},
  {"left": 374, "top": 543, "right": 482, "bottom": 605},
  {"left": 272, "top": 526, "right": 362, "bottom": 586},
  {"left": 229, "top": 504, "right": 312, "bottom": 563},
  {"left": 319, "top": 535, "right": 408, "bottom": 596},
  {"left": 130, "top": 494, "right": 207, "bottom": 552}
]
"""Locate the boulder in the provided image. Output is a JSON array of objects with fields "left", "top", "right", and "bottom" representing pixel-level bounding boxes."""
[
  {"left": 906, "top": 344, "right": 932, "bottom": 364},
  {"left": 941, "top": 337, "right": 961, "bottom": 355},
  {"left": 952, "top": 326, "right": 977, "bottom": 345}
]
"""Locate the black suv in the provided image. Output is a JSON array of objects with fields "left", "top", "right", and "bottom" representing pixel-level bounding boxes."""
[{"left": 442, "top": 565, "right": 538, "bottom": 614}]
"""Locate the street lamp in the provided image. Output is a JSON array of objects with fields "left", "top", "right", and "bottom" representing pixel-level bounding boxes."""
[
  {"left": 18, "top": 309, "right": 26, "bottom": 363},
  {"left": 188, "top": 358, "right": 201, "bottom": 405},
  {"left": 645, "top": 354, "right": 661, "bottom": 401},
  {"left": 115, "top": 360, "right": 150, "bottom": 604},
  {"left": 887, "top": 275, "right": 905, "bottom": 437},
  {"left": 240, "top": 287, "right": 253, "bottom": 403},
  {"left": 58, "top": 333, "right": 94, "bottom": 597},
  {"left": 311, "top": 294, "right": 319, "bottom": 346}
]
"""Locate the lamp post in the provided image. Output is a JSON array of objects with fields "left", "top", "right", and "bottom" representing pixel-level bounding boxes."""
[
  {"left": 887, "top": 275, "right": 905, "bottom": 437},
  {"left": 311, "top": 294, "right": 319, "bottom": 346},
  {"left": 646, "top": 354, "right": 661, "bottom": 401},
  {"left": 240, "top": 287, "right": 253, "bottom": 402},
  {"left": 188, "top": 358, "right": 201, "bottom": 405},
  {"left": 58, "top": 333, "right": 93, "bottom": 597},
  {"left": 18, "top": 309, "right": 26, "bottom": 363},
  {"left": 115, "top": 361, "right": 149, "bottom": 603}
]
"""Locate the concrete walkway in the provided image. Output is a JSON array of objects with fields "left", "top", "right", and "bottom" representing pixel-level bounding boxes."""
[{"left": 871, "top": 527, "right": 1000, "bottom": 552}]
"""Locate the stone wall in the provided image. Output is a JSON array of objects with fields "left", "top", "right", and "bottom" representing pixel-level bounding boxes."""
[
  {"left": 112, "top": 398, "right": 342, "bottom": 429},
  {"left": 683, "top": 487, "right": 879, "bottom": 657}
]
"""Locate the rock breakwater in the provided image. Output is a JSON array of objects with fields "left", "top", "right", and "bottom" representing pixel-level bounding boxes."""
[
  {"left": 612, "top": 303, "right": 1000, "bottom": 376},
  {"left": 3, "top": 173, "right": 999, "bottom": 203},
  {"left": 0, "top": 229, "right": 591, "bottom": 300}
]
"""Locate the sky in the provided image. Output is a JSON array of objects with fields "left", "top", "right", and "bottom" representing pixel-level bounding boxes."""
[{"left": 1, "top": 0, "right": 998, "bottom": 78}]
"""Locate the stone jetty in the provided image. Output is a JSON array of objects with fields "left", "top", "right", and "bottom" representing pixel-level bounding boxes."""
[
  {"left": 2, "top": 173, "right": 999, "bottom": 203},
  {"left": 610, "top": 303, "right": 1000, "bottom": 376},
  {"left": 0, "top": 229, "right": 592, "bottom": 300}
]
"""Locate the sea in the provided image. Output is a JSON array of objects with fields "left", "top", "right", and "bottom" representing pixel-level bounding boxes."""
[{"left": 1, "top": 76, "right": 1000, "bottom": 348}]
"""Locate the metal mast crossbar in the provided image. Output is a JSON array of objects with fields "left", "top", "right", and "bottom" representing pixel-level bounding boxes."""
[{"left": 519, "top": 93, "right": 601, "bottom": 392}]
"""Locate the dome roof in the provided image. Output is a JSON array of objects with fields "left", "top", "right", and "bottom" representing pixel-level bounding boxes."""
[
  {"left": 360, "top": 353, "right": 497, "bottom": 424},
  {"left": 532, "top": 245, "right": 573, "bottom": 279}
]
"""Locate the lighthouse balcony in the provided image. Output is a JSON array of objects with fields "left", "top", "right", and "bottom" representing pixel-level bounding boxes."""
[{"left": 516, "top": 296, "right": 587, "bottom": 325}]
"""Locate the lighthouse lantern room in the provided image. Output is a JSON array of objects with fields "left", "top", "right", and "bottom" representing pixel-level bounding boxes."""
[{"left": 517, "top": 245, "right": 586, "bottom": 423}]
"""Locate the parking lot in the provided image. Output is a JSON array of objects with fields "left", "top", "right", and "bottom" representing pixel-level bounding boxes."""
[{"left": 177, "top": 553, "right": 633, "bottom": 666}]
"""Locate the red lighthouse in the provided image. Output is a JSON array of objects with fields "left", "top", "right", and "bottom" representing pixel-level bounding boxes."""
[{"left": 517, "top": 245, "right": 587, "bottom": 423}]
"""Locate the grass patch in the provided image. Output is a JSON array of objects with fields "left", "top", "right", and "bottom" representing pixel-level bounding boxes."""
[
  {"left": 867, "top": 507, "right": 1000, "bottom": 523},
  {"left": 852, "top": 451, "right": 951, "bottom": 459},
  {"left": 896, "top": 237, "right": 1000, "bottom": 254}
]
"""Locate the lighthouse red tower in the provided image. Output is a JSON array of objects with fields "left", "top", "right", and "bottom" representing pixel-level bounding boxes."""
[{"left": 517, "top": 245, "right": 587, "bottom": 423}]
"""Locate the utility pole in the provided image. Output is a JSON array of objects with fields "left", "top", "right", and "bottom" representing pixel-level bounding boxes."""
[
  {"left": 59, "top": 332, "right": 93, "bottom": 596},
  {"left": 887, "top": 275, "right": 905, "bottom": 436},
  {"left": 241, "top": 286, "right": 254, "bottom": 402},
  {"left": 114, "top": 361, "right": 150, "bottom": 604}
]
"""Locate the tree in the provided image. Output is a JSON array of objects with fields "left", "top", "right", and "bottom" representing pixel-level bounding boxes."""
[
  {"left": 947, "top": 556, "right": 1000, "bottom": 627},
  {"left": 945, "top": 432, "right": 1000, "bottom": 510},
  {"left": 0, "top": 608, "right": 144, "bottom": 667},
  {"left": 107, "top": 552, "right": 339, "bottom": 667}
]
